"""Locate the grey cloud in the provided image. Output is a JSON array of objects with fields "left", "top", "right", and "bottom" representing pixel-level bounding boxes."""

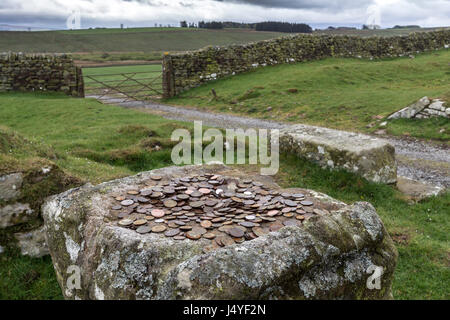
[{"left": 213, "top": 0, "right": 372, "bottom": 10}]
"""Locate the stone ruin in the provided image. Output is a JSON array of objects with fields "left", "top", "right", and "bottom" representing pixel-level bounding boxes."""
[{"left": 43, "top": 164, "right": 398, "bottom": 300}]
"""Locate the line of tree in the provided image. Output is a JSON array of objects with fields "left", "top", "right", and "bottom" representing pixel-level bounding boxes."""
[
  {"left": 198, "top": 21, "right": 224, "bottom": 29},
  {"left": 255, "top": 21, "right": 312, "bottom": 33}
]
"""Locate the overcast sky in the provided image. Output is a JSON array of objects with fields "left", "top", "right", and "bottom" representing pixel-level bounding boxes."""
[{"left": 0, "top": 0, "right": 449, "bottom": 30}]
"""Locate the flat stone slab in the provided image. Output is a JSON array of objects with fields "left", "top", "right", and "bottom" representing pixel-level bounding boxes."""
[
  {"left": 43, "top": 164, "right": 397, "bottom": 300},
  {"left": 280, "top": 124, "right": 397, "bottom": 184}
]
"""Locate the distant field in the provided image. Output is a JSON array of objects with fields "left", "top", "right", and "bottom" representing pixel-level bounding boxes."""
[{"left": 0, "top": 28, "right": 284, "bottom": 53}]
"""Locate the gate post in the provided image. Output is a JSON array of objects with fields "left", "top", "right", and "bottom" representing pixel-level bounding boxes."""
[{"left": 162, "top": 54, "right": 175, "bottom": 98}]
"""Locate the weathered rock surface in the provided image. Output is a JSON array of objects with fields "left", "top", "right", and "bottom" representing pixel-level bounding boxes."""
[
  {"left": 396, "top": 176, "right": 445, "bottom": 202},
  {"left": 43, "top": 164, "right": 397, "bottom": 300},
  {"left": 279, "top": 124, "right": 397, "bottom": 184},
  {"left": 14, "top": 225, "right": 49, "bottom": 258},
  {"left": 0, "top": 202, "right": 36, "bottom": 228},
  {"left": 388, "top": 96, "right": 430, "bottom": 119},
  {"left": 0, "top": 172, "right": 23, "bottom": 201},
  {"left": 388, "top": 97, "right": 449, "bottom": 119}
]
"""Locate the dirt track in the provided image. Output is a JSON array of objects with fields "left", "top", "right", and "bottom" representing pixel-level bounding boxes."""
[{"left": 88, "top": 95, "right": 450, "bottom": 188}]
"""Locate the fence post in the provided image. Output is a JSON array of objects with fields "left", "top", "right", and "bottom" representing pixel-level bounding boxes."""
[
  {"left": 162, "top": 54, "right": 175, "bottom": 98},
  {"left": 75, "top": 66, "right": 85, "bottom": 98}
]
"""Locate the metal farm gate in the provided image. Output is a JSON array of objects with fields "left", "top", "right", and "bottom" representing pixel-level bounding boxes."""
[{"left": 83, "top": 65, "right": 163, "bottom": 104}]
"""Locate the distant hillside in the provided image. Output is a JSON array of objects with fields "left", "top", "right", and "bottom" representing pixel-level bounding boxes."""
[{"left": 0, "top": 28, "right": 283, "bottom": 53}]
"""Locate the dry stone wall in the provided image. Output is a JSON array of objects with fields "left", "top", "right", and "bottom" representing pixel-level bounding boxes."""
[
  {"left": 0, "top": 53, "right": 84, "bottom": 97},
  {"left": 163, "top": 30, "right": 450, "bottom": 97}
]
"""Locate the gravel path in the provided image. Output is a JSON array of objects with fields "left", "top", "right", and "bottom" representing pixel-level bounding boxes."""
[{"left": 90, "top": 96, "right": 450, "bottom": 188}]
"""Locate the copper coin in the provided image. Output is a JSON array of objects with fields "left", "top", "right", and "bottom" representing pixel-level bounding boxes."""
[
  {"left": 152, "top": 225, "right": 167, "bottom": 233},
  {"left": 133, "top": 219, "right": 147, "bottom": 226},
  {"left": 229, "top": 227, "right": 245, "bottom": 238},
  {"left": 177, "top": 194, "right": 190, "bottom": 200},
  {"left": 252, "top": 227, "right": 266, "bottom": 237},
  {"left": 198, "top": 188, "right": 211, "bottom": 194},
  {"left": 180, "top": 226, "right": 192, "bottom": 231},
  {"left": 136, "top": 226, "right": 151, "bottom": 234},
  {"left": 267, "top": 210, "right": 279, "bottom": 217},
  {"left": 186, "top": 231, "right": 201, "bottom": 240},
  {"left": 200, "top": 220, "right": 212, "bottom": 228},
  {"left": 118, "top": 219, "right": 133, "bottom": 227},
  {"left": 190, "top": 201, "right": 204, "bottom": 208},
  {"left": 296, "top": 215, "right": 305, "bottom": 221},
  {"left": 173, "top": 235, "right": 186, "bottom": 240},
  {"left": 151, "top": 208, "right": 165, "bottom": 218},
  {"left": 164, "top": 228, "right": 180, "bottom": 237},
  {"left": 115, "top": 196, "right": 125, "bottom": 201},
  {"left": 192, "top": 226, "right": 207, "bottom": 235},
  {"left": 203, "top": 232, "right": 216, "bottom": 239},
  {"left": 239, "top": 221, "right": 255, "bottom": 228},
  {"left": 127, "top": 190, "right": 139, "bottom": 195},
  {"left": 150, "top": 175, "right": 162, "bottom": 181},
  {"left": 283, "top": 212, "right": 294, "bottom": 218},
  {"left": 163, "top": 199, "right": 178, "bottom": 208},
  {"left": 269, "top": 222, "right": 283, "bottom": 232},
  {"left": 221, "top": 236, "right": 235, "bottom": 246}
]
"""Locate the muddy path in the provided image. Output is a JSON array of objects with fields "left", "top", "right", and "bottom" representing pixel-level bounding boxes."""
[{"left": 89, "top": 96, "right": 450, "bottom": 188}]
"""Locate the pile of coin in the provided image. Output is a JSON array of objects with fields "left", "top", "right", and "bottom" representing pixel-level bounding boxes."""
[{"left": 110, "top": 173, "right": 327, "bottom": 252}]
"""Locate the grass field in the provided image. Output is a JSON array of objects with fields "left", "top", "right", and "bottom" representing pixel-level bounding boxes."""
[
  {"left": 0, "top": 28, "right": 283, "bottom": 53},
  {"left": 0, "top": 92, "right": 448, "bottom": 300},
  {"left": 83, "top": 65, "right": 163, "bottom": 98},
  {"left": 168, "top": 49, "right": 450, "bottom": 142}
]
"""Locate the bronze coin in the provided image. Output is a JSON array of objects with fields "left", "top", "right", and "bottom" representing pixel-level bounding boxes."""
[
  {"left": 150, "top": 175, "right": 162, "bottom": 181},
  {"left": 229, "top": 227, "right": 245, "bottom": 238},
  {"left": 133, "top": 219, "right": 147, "bottom": 226},
  {"left": 200, "top": 220, "right": 212, "bottom": 228},
  {"left": 186, "top": 231, "right": 201, "bottom": 240},
  {"left": 192, "top": 226, "right": 207, "bottom": 235},
  {"left": 164, "top": 228, "right": 180, "bottom": 237},
  {"left": 151, "top": 208, "right": 165, "bottom": 218},
  {"left": 203, "top": 232, "right": 216, "bottom": 239},
  {"left": 127, "top": 190, "right": 139, "bottom": 195},
  {"left": 190, "top": 201, "right": 204, "bottom": 208},
  {"left": 296, "top": 215, "right": 305, "bottom": 221},
  {"left": 163, "top": 199, "right": 178, "bottom": 208},
  {"left": 180, "top": 225, "right": 192, "bottom": 231},
  {"left": 283, "top": 212, "right": 294, "bottom": 218},
  {"left": 118, "top": 219, "right": 133, "bottom": 227},
  {"left": 252, "top": 227, "right": 266, "bottom": 237},
  {"left": 267, "top": 210, "right": 279, "bottom": 217},
  {"left": 136, "top": 226, "right": 151, "bottom": 234},
  {"left": 221, "top": 236, "right": 235, "bottom": 246},
  {"left": 239, "top": 221, "right": 255, "bottom": 228},
  {"left": 198, "top": 188, "right": 211, "bottom": 194},
  {"left": 151, "top": 225, "right": 167, "bottom": 233},
  {"left": 269, "top": 222, "right": 283, "bottom": 232},
  {"left": 115, "top": 196, "right": 125, "bottom": 201}
]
